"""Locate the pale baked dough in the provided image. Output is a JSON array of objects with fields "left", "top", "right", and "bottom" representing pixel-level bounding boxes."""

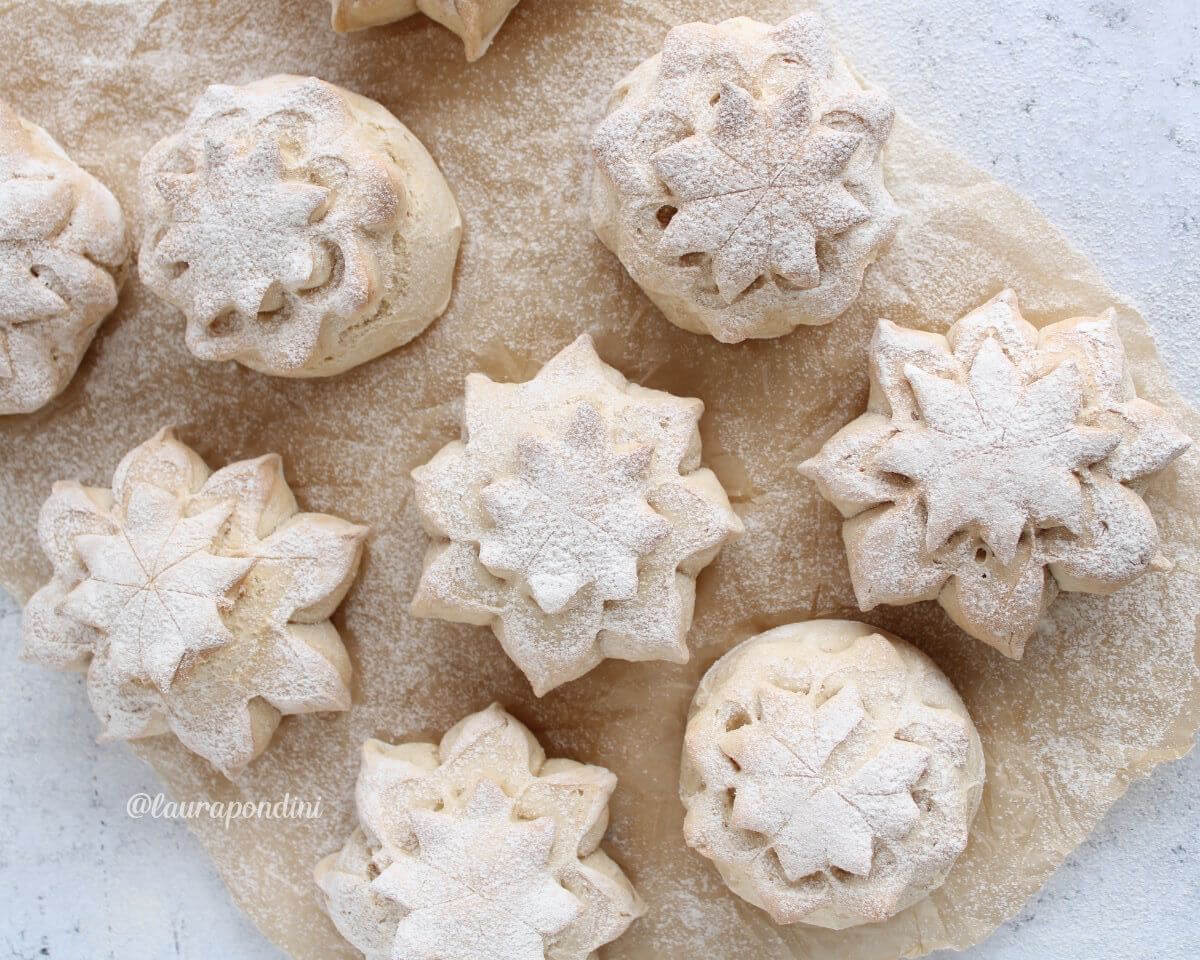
[
  {"left": 680, "top": 620, "right": 984, "bottom": 929},
  {"left": 0, "top": 100, "right": 129, "bottom": 414},
  {"left": 138, "top": 75, "right": 461, "bottom": 378},
  {"left": 330, "top": 0, "right": 522, "bottom": 61},
  {"left": 316, "top": 703, "right": 644, "bottom": 960},
  {"left": 21, "top": 427, "right": 368, "bottom": 775},
  {"left": 801, "top": 290, "right": 1192, "bottom": 657},
  {"left": 410, "top": 335, "right": 743, "bottom": 695},
  {"left": 591, "top": 14, "right": 896, "bottom": 343}
]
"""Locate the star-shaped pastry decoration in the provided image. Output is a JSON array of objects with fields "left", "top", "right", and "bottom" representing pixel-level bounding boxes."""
[
  {"left": 330, "top": 0, "right": 523, "bottom": 61},
  {"left": 380, "top": 781, "right": 581, "bottom": 960},
  {"left": 0, "top": 99, "right": 129, "bottom": 413},
  {"left": 21, "top": 427, "right": 368, "bottom": 775},
  {"left": 63, "top": 484, "right": 254, "bottom": 692},
  {"left": 801, "top": 290, "right": 1192, "bottom": 656},
  {"left": 681, "top": 622, "right": 985, "bottom": 929},
  {"left": 721, "top": 685, "right": 928, "bottom": 882},
  {"left": 653, "top": 81, "right": 870, "bottom": 304},
  {"left": 411, "top": 335, "right": 743, "bottom": 695},
  {"left": 316, "top": 704, "right": 644, "bottom": 960},
  {"left": 592, "top": 14, "right": 897, "bottom": 341},
  {"left": 150, "top": 132, "right": 333, "bottom": 326},
  {"left": 478, "top": 403, "right": 670, "bottom": 615},
  {"left": 139, "top": 75, "right": 461, "bottom": 377}
]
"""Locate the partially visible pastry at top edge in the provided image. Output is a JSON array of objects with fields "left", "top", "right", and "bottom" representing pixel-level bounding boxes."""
[
  {"left": 680, "top": 620, "right": 984, "bottom": 929},
  {"left": 591, "top": 14, "right": 897, "bottom": 343},
  {"left": 0, "top": 100, "right": 129, "bottom": 415},
  {"left": 330, "top": 0, "right": 522, "bottom": 62},
  {"left": 801, "top": 290, "right": 1192, "bottom": 657},
  {"left": 138, "top": 75, "right": 462, "bottom": 378},
  {"left": 410, "top": 335, "right": 743, "bottom": 696}
]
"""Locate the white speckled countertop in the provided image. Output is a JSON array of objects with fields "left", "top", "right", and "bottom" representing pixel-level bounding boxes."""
[{"left": 2, "top": 1, "right": 1197, "bottom": 957}]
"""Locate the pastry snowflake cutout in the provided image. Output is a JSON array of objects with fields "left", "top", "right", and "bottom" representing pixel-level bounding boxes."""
[
  {"left": 801, "top": 290, "right": 1192, "bottom": 657},
  {"left": 139, "top": 75, "right": 461, "bottom": 377},
  {"left": 0, "top": 100, "right": 129, "bottom": 414},
  {"left": 591, "top": 14, "right": 896, "bottom": 342},
  {"left": 411, "top": 335, "right": 743, "bottom": 695},
  {"left": 681, "top": 621, "right": 984, "bottom": 929},
  {"left": 315, "top": 704, "right": 644, "bottom": 960},
  {"left": 21, "top": 428, "right": 368, "bottom": 774},
  {"left": 330, "top": 0, "right": 522, "bottom": 61}
]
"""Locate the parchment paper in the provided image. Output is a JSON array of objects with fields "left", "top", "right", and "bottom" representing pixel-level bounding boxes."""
[{"left": 1, "top": 1, "right": 1197, "bottom": 958}]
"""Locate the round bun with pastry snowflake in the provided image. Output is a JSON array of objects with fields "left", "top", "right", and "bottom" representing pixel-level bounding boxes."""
[
  {"left": 330, "top": 0, "right": 522, "bottom": 62},
  {"left": 591, "top": 14, "right": 896, "bottom": 343},
  {"left": 315, "top": 703, "right": 644, "bottom": 960},
  {"left": 21, "top": 427, "right": 368, "bottom": 775},
  {"left": 680, "top": 620, "right": 984, "bottom": 929},
  {"left": 0, "top": 99, "right": 129, "bottom": 415},
  {"left": 138, "top": 75, "right": 461, "bottom": 378},
  {"left": 410, "top": 335, "right": 743, "bottom": 696},
  {"left": 800, "top": 290, "right": 1192, "bottom": 657}
]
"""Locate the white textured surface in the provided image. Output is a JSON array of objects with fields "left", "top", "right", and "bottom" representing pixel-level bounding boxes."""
[{"left": 1, "top": 0, "right": 1198, "bottom": 957}]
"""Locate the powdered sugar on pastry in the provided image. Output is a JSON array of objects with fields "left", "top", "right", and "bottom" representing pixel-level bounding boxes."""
[
  {"left": 410, "top": 335, "right": 743, "bottom": 695},
  {"left": 315, "top": 703, "right": 643, "bottom": 960},
  {"left": 138, "top": 75, "right": 461, "bottom": 378},
  {"left": 591, "top": 14, "right": 896, "bottom": 342},
  {"left": 21, "top": 427, "right": 368, "bottom": 775},
  {"left": 801, "top": 290, "right": 1192, "bottom": 657},
  {"left": 330, "top": 0, "right": 522, "bottom": 62},
  {"left": 0, "top": 99, "right": 129, "bottom": 415},
  {"left": 680, "top": 620, "right": 984, "bottom": 930}
]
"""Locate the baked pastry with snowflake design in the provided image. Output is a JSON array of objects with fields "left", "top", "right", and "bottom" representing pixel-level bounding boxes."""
[
  {"left": 591, "top": 14, "right": 896, "bottom": 343},
  {"left": 315, "top": 703, "right": 644, "bottom": 960},
  {"left": 21, "top": 427, "right": 368, "bottom": 774},
  {"left": 0, "top": 100, "right": 129, "bottom": 414},
  {"left": 680, "top": 620, "right": 984, "bottom": 929},
  {"left": 330, "top": 0, "right": 521, "bottom": 61},
  {"left": 801, "top": 291, "right": 1192, "bottom": 657},
  {"left": 138, "top": 75, "right": 461, "bottom": 377},
  {"left": 410, "top": 335, "right": 743, "bottom": 695}
]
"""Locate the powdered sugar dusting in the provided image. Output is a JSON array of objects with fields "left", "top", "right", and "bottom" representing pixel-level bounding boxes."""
[
  {"left": 410, "top": 334, "right": 742, "bottom": 696},
  {"left": 802, "top": 290, "right": 1191, "bottom": 658},
  {"left": 0, "top": 99, "right": 129, "bottom": 414},
  {"left": 681, "top": 621, "right": 984, "bottom": 929},
  {"left": 21, "top": 427, "right": 368, "bottom": 775},
  {"left": 138, "top": 74, "right": 461, "bottom": 378},
  {"left": 0, "top": 2, "right": 1197, "bottom": 960}
]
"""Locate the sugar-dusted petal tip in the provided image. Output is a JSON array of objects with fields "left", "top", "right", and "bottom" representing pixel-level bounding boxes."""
[
  {"left": 799, "top": 412, "right": 904, "bottom": 517},
  {"left": 256, "top": 513, "right": 369, "bottom": 623}
]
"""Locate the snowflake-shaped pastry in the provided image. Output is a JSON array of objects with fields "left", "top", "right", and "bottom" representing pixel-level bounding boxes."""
[
  {"left": 21, "top": 428, "right": 368, "bottom": 774},
  {"left": 591, "top": 14, "right": 896, "bottom": 342},
  {"left": 801, "top": 291, "right": 1192, "bottom": 657},
  {"left": 0, "top": 99, "right": 129, "bottom": 414},
  {"left": 139, "top": 75, "right": 461, "bottom": 377},
  {"left": 681, "top": 621, "right": 985, "bottom": 929},
  {"left": 330, "top": 0, "right": 522, "bottom": 61},
  {"left": 315, "top": 703, "right": 644, "bottom": 960},
  {"left": 410, "top": 335, "right": 743, "bottom": 695}
]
